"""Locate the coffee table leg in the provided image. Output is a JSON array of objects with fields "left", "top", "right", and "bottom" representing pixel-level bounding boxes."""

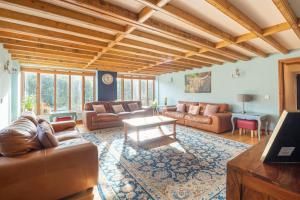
[
  {"left": 124, "top": 123, "right": 128, "bottom": 141},
  {"left": 173, "top": 123, "right": 176, "bottom": 139},
  {"left": 136, "top": 128, "right": 140, "bottom": 144}
]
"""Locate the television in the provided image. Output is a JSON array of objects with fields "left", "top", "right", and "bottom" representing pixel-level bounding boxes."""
[{"left": 261, "top": 111, "right": 300, "bottom": 163}]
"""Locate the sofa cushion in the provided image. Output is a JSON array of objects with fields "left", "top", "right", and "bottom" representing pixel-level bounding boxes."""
[
  {"left": 188, "top": 105, "right": 200, "bottom": 115},
  {"left": 93, "top": 104, "right": 106, "bottom": 113},
  {"left": 179, "top": 101, "right": 198, "bottom": 112},
  {"left": 92, "top": 113, "right": 119, "bottom": 122},
  {"left": 198, "top": 103, "right": 207, "bottom": 114},
  {"left": 164, "top": 111, "right": 185, "bottom": 119},
  {"left": 37, "top": 124, "right": 59, "bottom": 148},
  {"left": 176, "top": 103, "right": 186, "bottom": 113},
  {"left": 128, "top": 103, "right": 139, "bottom": 111},
  {"left": 185, "top": 114, "right": 212, "bottom": 124},
  {"left": 203, "top": 104, "right": 219, "bottom": 116},
  {"left": 112, "top": 104, "right": 125, "bottom": 113},
  {"left": 0, "top": 117, "right": 41, "bottom": 157}
]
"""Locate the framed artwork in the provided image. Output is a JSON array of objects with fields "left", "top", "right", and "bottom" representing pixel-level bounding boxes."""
[{"left": 185, "top": 72, "right": 211, "bottom": 93}]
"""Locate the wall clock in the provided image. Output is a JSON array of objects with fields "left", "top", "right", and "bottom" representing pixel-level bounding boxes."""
[{"left": 102, "top": 73, "right": 114, "bottom": 85}]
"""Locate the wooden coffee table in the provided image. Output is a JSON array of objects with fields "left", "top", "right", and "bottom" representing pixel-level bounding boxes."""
[{"left": 123, "top": 116, "right": 177, "bottom": 143}]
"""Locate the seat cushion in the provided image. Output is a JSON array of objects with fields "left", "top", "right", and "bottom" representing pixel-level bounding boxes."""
[
  {"left": 164, "top": 111, "right": 185, "bottom": 119},
  {"left": 92, "top": 113, "right": 119, "bottom": 122},
  {"left": 117, "top": 112, "right": 132, "bottom": 119},
  {"left": 185, "top": 114, "right": 212, "bottom": 124},
  {"left": 0, "top": 117, "right": 41, "bottom": 157},
  {"left": 55, "top": 130, "right": 81, "bottom": 141}
]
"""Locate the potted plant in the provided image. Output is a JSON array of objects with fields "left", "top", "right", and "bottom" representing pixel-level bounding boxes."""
[{"left": 22, "top": 95, "right": 34, "bottom": 111}]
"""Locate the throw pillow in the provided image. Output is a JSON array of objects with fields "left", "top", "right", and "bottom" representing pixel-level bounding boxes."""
[
  {"left": 203, "top": 104, "right": 219, "bottom": 116},
  {"left": 112, "top": 104, "right": 125, "bottom": 113},
  {"left": 176, "top": 103, "right": 186, "bottom": 112},
  {"left": 93, "top": 104, "right": 106, "bottom": 113},
  {"left": 188, "top": 105, "right": 200, "bottom": 115},
  {"left": 37, "top": 124, "right": 59, "bottom": 148},
  {"left": 128, "top": 103, "right": 139, "bottom": 111},
  {"left": 0, "top": 117, "right": 41, "bottom": 157}
]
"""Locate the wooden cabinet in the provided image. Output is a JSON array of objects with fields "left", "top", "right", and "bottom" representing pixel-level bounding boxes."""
[{"left": 227, "top": 137, "right": 300, "bottom": 200}]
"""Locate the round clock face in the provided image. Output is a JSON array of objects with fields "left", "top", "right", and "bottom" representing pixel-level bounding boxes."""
[{"left": 102, "top": 73, "right": 113, "bottom": 85}]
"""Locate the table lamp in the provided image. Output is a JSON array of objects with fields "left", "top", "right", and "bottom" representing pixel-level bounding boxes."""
[{"left": 237, "top": 94, "right": 252, "bottom": 114}]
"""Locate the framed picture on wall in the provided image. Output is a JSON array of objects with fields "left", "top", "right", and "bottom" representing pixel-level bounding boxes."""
[{"left": 185, "top": 72, "right": 211, "bottom": 93}]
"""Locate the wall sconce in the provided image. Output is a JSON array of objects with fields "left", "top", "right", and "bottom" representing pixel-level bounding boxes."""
[
  {"left": 3, "top": 59, "right": 17, "bottom": 74},
  {"left": 232, "top": 68, "right": 240, "bottom": 78}
]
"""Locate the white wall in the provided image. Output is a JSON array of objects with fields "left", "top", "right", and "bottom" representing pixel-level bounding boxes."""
[{"left": 156, "top": 49, "right": 300, "bottom": 129}]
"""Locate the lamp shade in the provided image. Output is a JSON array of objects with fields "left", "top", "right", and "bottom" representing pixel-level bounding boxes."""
[{"left": 237, "top": 94, "right": 252, "bottom": 102}]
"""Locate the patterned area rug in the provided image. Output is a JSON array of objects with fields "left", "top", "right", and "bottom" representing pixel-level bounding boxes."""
[{"left": 82, "top": 125, "right": 250, "bottom": 200}]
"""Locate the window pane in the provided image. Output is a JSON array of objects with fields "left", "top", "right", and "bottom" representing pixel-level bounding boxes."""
[
  {"left": 141, "top": 80, "right": 147, "bottom": 106},
  {"left": 56, "top": 75, "right": 69, "bottom": 111},
  {"left": 24, "top": 72, "right": 37, "bottom": 112},
  {"left": 148, "top": 80, "right": 153, "bottom": 105},
  {"left": 124, "top": 79, "right": 132, "bottom": 100},
  {"left": 133, "top": 79, "right": 139, "bottom": 100},
  {"left": 117, "top": 78, "right": 121, "bottom": 100},
  {"left": 71, "top": 75, "right": 82, "bottom": 111},
  {"left": 85, "top": 76, "right": 94, "bottom": 103},
  {"left": 40, "top": 74, "right": 54, "bottom": 114}
]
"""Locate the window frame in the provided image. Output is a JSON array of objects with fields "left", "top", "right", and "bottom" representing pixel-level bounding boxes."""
[
  {"left": 117, "top": 76, "right": 155, "bottom": 106},
  {"left": 21, "top": 68, "right": 96, "bottom": 115}
]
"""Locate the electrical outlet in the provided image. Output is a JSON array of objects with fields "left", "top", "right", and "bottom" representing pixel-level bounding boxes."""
[{"left": 264, "top": 94, "right": 270, "bottom": 100}]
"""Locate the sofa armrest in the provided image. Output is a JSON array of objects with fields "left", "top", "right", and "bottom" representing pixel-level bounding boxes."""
[
  {"left": 82, "top": 111, "right": 97, "bottom": 130},
  {"left": 211, "top": 112, "right": 232, "bottom": 133},
  {"left": 0, "top": 138, "right": 98, "bottom": 200},
  {"left": 51, "top": 120, "right": 76, "bottom": 133},
  {"left": 162, "top": 106, "right": 177, "bottom": 113}
]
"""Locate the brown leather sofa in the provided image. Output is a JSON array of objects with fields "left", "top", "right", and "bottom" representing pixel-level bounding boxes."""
[
  {"left": 83, "top": 100, "right": 152, "bottom": 130},
  {"left": 163, "top": 101, "right": 232, "bottom": 133},
  {"left": 0, "top": 117, "right": 98, "bottom": 200}
]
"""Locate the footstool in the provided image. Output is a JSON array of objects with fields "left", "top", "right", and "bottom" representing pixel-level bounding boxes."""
[{"left": 236, "top": 119, "right": 258, "bottom": 138}]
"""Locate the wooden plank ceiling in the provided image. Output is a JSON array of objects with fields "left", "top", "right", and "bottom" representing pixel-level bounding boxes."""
[{"left": 0, "top": 0, "right": 299, "bottom": 75}]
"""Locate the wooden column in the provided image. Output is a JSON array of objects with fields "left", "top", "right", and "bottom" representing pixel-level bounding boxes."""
[
  {"left": 121, "top": 78, "right": 124, "bottom": 101},
  {"left": 93, "top": 75, "right": 96, "bottom": 101},
  {"left": 139, "top": 79, "right": 141, "bottom": 101},
  {"left": 68, "top": 74, "right": 71, "bottom": 111},
  {"left": 36, "top": 73, "right": 40, "bottom": 115},
  {"left": 82, "top": 76, "right": 85, "bottom": 110},
  {"left": 54, "top": 74, "right": 57, "bottom": 111},
  {"left": 131, "top": 79, "right": 133, "bottom": 100}
]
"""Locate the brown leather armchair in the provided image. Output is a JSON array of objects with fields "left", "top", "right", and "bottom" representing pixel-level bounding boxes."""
[{"left": 0, "top": 119, "right": 98, "bottom": 200}]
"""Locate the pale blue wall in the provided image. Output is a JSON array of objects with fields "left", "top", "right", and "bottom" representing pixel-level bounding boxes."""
[
  {"left": 157, "top": 49, "right": 300, "bottom": 129},
  {"left": 0, "top": 44, "right": 20, "bottom": 129}
]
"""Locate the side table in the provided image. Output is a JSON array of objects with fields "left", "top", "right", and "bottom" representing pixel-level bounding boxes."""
[{"left": 231, "top": 112, "right": 269, "bottom": 141}]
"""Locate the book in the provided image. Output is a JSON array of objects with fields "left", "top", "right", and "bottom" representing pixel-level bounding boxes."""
[{"left": 261, "top": 111, "right": 300, "bottom": 163}]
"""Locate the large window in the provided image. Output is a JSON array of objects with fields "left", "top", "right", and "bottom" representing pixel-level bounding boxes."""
[
  {"left": 56, "top": 74, "right": 69, "bottom": 111},
  {"left": 124, "top": 79, "right": 132, "bottom": 100},
  {"left": 22, "top": 70, "right": 95, "bottom": 114},
  {"left": 117, "top": 77, "right": 155, "bottom": 106},
  {"left": 133, "top": 79, "right": 139, "bottom": 100},
  {"left": 85, "top": 76, "right": 94, "bottom": 103},
  {"left": 117, "top": 78, "right": 121, "bottom": 100},
  {"left": 40, "top": 74, "right": 54, "bottom": 114},
  {"left": 24, "top": 72, "right": 37, "bottom": 112},
  {"left": 71, "top": 76, "right": 82, "bottom": 111}
]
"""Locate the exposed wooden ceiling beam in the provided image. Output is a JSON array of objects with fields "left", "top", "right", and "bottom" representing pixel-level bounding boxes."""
[
  {"left": 273, "top": 0, "right": 300, "bottom": 39},
  {"left": 0, "top": 31, "right": 101, "bottom": 52},
  {"left": 206, "top": 0, "right": 289, "bottom": 54},
  {"left": 135, "top": 0, "right": 268, "bottom": 57},
  {"left": 58, "top": 0, "right": 250, "bottom": 60}
]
